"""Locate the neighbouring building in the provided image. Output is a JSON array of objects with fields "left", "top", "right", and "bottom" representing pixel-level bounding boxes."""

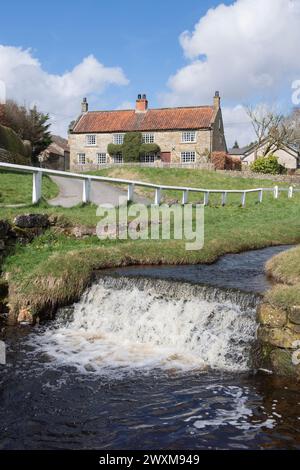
[
  {"left": 228, "top": 140, "right": 300, "bottom": 169},
  {"left": 68, "top": 92, "right": 227, "bottom": 170},
  {"left": 38, "top": 135, "right": 70, "bottom": 171}
]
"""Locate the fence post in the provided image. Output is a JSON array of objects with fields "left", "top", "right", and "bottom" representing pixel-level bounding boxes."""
[
  {"left": 288, "top": 186, "right": 294, "bottom": 199},
  {"left": 82, "top": 178, "right": 91, "bottom": 203},
  {"left": 154, "top": 187, "right": 161, "bottom": 205},
  {"left": 241, "top": 191, "right": 246, "bottom": 207},
  {"left": 182, "top": 190, "right": 189, "bottom": 205},
  {"left": 258, "top": 189, "right": 263, "bottom": 203},
  {"left": 128, "top": 183, "right": 134, "bottom": 202},
  {"left": 204, "top": 191, "right": 210, "bottom": 206},
  {"left": 32, "top": 171, "right": 42, "bottom": 204},
  {"left": 221, "top": 192, "right": 227, "bottom": 206},
  {"left": 274, "top": 185, "right": 279, "bottom": 199}
]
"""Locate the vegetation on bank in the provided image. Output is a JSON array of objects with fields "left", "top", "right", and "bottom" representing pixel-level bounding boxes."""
[
  {"left": 0, "top": 171, "right": 59, "bottom": 204},
  {"left": 1, "top": 194, "right": 300, "bottom": 318},
  {"left": 265, "top": 246, "right": 300, "bottom": 309}
]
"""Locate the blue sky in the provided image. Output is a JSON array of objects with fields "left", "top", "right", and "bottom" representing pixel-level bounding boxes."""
[
  {"left": 0, "top": 0, "right": 232, "bottom": 108},
  {"left": 0, "top": 0, "right": 299, "bottom": 145}
]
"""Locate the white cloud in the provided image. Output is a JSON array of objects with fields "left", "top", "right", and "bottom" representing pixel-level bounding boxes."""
[
  {"left": 0, "top": 45, "right": 129, "bottom": 135},
  {"left": 162, "top": 0, "right": 300, "bottom": 146},
  {"left": 116, "top": 100, "right": 135, "bottom": 110}
]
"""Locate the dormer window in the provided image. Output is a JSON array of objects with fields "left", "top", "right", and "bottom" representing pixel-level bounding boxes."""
[
  {"left": 86, "top": 134, "right": 96, "bottom": 146},
  {"left": 113, "top": 134, "right": 124, "bottom": 145},
  {"left": 182, "top": 131, "right": 196, "bottom": 143}
]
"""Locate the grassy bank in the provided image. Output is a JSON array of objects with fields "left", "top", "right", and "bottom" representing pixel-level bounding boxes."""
[
  {"left": 0, "top": 170, "right": 59, "bottom": 204},
  {"left": 2, "top": 194, "right": 300, "bottom": 319},
  {"left": 87, "top": 166, "right": 295, "bottom": 205},
  {"left": 265, "top": 246, "right": 300, "bottom": 309}
]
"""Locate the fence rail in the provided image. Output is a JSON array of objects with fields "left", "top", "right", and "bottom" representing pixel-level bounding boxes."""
[{"left": 0, "top": 162, "right": 299, "bottom": 207}]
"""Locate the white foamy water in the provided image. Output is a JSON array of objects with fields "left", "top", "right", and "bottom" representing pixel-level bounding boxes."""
[{"left": 29, "top": 278, "right": 257, "bottom": 377}]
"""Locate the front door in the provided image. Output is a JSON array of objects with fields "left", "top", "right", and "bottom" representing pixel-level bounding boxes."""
[{"left": 160, "top": 152, "right": 171, "bottom": 163}]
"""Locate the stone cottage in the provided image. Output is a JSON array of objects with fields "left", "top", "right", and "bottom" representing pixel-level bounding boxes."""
[{"left": 68, "top": 92, "right": 227, "bottom": 170}]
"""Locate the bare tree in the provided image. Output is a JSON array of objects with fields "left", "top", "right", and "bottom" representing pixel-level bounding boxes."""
[
  {"left": 286, "top": 108, "right": 300, "bottom": 147},
  {"left": 246, "top": 105, "right": 293, "bottom": 158}
]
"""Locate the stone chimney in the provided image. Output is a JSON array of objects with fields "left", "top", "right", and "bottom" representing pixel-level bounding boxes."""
[
  {"left": 81, "top": 97, "right": 88, "bottom": 113},
  {"left": 213, "top": 91, "right": 221, "bottom": 110},
  {"left": 135, "top": 94, "right": 148, "bottom": 113}
]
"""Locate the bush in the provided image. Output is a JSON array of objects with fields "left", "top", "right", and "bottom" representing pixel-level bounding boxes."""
[
  {"left": 211, "top": 152, "right": 226, "bottom": 169},
  {"left": 107, "top": 133, "right": 161, "bottom": 162},
  {"left": 0, "top": 124, "right": 27, "bottom": 156},
  {"left": 250, "top": 155, "right": 286, "bottom": 175}
]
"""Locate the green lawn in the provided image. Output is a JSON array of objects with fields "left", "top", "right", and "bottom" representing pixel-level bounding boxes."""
[
  {"left": 1, "top": 167, "right": 300, "bottom": 319},
  {"left": 0, "top": 170, "right": 59, "bottom": 204}
]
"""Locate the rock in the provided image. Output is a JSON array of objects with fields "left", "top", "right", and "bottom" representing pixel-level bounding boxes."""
[
  {"left": 270, "top": 349, "right": 300, "bottom": 377},
  {"left": 0, "top": 220, "right": 10, "bottom": 237},
  {"left": 287, "top": 322, "right": 300, "bottom": 334},
  {"left": 13, "top": 214, "right": 49, "bottom": 229},
  {"left": 257, "top": 303, "right": 287, "bottom": 328},
  {"left": 0, "top": 240, "right": 5, "bottom": 251},
  {"left": 17, "top": 307, "right": 33, "bottom": 325},
  {"left": 48, "top": 214, "right": 71, "bottom": 228},
  {"left": 258, "top": 326, "right": 300, "bottom": 349},
  {"left": 289, "top": 306, "right": 300, "bottom": 325},
  {"left": 70, "top": 225, "right": 96, "bottom": 238}
]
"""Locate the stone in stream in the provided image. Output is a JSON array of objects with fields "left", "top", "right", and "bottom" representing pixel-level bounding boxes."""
[
  {"left": 257, "top": 303, "right": 287, "bottom": 328},
  {"left": 289, "top": 306, "right": 300, "bottom": 325}
]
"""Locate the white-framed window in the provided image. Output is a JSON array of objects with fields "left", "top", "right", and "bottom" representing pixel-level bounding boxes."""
[
  {"left": 77, "top": 153, "right": 86, "bottom": 165},
  {"left": 181, "top": 151, "right": 196, "bottom": 164},
  {"left": 85, "top": 134, "right": 96, "bottom": 146},
  {"left": 97, "top": 153, "right": 107, "bottom": 165},
  {"left": 113, "top": 153, "right": 123, "bottom": 164},
  {"left": 142, "top": 133, "right": 155, "bottom": 144},
  {"left": 141, "top": 153, "right": 156, "bottom": 163},
  {"left": 182, "top": 131, "right": 196, "bottom": 143},
  {"left": 113, "top": 134, "right": 124, "bottom": 145}
]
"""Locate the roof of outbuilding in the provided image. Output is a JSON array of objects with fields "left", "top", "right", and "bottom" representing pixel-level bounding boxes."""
[{"left": 72, "top": 106, "right": 216, "bottom": 133}]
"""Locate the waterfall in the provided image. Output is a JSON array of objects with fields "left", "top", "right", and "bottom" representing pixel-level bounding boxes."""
[{"left": 29, "top": 277, "right": 258, "bottom": 377}]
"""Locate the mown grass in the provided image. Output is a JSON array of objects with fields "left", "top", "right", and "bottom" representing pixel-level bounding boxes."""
[
  {"left": 0, "top": 170, "right": 59, "bottom": 204},
  {"left": 87, "top": 166, "right": 295, "bottom": 206}
]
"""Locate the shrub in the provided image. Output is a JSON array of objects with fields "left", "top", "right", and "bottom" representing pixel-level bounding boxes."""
[
  {"left": 0, "top": 124, "right": 27, "bottom": 156},
  {"left": 107, "top": 143, "right": 123, "bottom": 156},
  {"left": 122, "top": 132, "right": 142, "bottom": 162},
  {"left": 225, "top": 155, "right": 242, "bottom": 171},
  {"left": 250, "top": 155, "right": 286, "bottom": 175},
  {"left": 211, "top": 151, "right": 227, "bottom": 169}
]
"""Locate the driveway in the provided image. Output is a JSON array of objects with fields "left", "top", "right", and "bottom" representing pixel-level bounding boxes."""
[{"left": 48, "top": 175, "right": 150, "bottom": 207}]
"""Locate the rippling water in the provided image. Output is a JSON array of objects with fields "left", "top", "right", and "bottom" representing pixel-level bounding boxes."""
[{"left": 0, "top": 245, "right": 300, "bottom": 450}]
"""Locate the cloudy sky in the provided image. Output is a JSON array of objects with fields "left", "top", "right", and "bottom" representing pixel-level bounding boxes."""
[{"left": 0, "top": 0, "right": 299, "bottom": 147}]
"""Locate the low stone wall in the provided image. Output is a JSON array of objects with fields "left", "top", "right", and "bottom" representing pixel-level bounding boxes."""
[
  {"left": 72, "top": 161, "right": 215, "bottom": 172},
  {"left": 257, "top": 303, "right": 300, "bottom": 377},
  {"left": 216, "top": 169, "right": 300, "bottom": 184}
]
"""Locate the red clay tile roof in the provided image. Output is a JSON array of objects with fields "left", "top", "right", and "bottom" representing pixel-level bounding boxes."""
[{"left": 72, "top": 106, "right": 216, "bottom": 133}]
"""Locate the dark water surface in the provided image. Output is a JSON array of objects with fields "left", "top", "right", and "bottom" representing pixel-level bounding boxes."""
[{"left": 0, "top": 245, "right": 299, "bottom": 450}]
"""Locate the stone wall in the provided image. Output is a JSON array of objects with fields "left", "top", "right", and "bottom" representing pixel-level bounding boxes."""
[
  {"left": 257, "top": 303, "right": 300, "bottom": 377},
  {"left": 216, "top": 169, "right": 300, "bottom": 183}
]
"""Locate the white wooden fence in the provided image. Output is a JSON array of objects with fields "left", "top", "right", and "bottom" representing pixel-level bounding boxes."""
[{"left": 0, "top": 162, "right": 298, "bottom": 207}]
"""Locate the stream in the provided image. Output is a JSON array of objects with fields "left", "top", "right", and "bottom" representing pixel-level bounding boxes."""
[{"left": 0, "top": 245, "right": 299, "bottom": 450}]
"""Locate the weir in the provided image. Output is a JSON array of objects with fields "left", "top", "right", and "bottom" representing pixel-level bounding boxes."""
[{"left": 29, "top": 277, "right": 259, "bottom": 376}]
